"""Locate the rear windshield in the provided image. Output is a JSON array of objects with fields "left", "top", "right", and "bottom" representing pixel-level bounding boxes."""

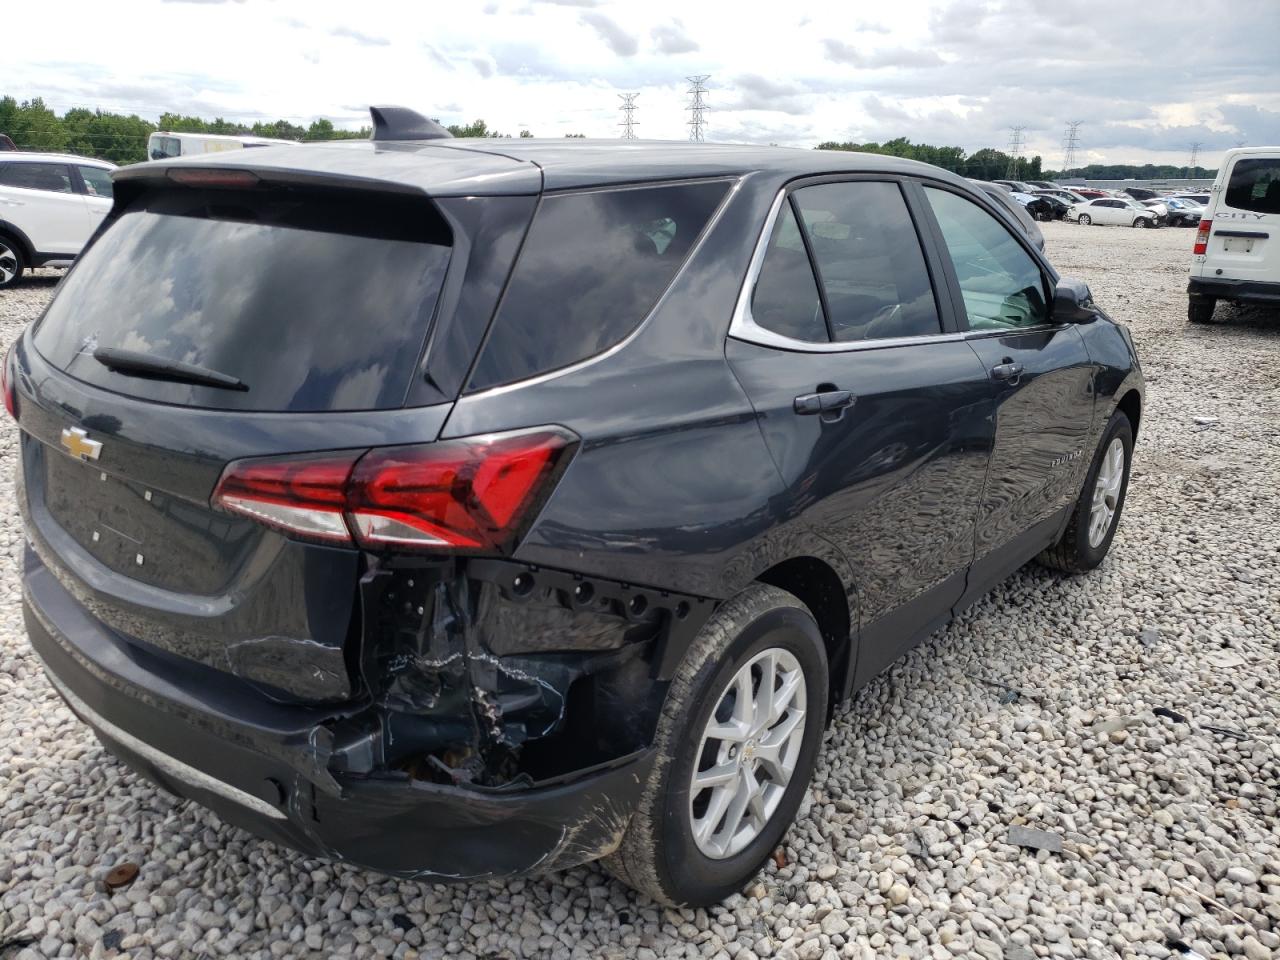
[
  {"left": 466, "top": 179, "right": 730, "bottom": 392},
  {"left": 1224, "top": 158, "right": 1280, "bottom": 214},
  {"left": 33, "top": 185, "right": 451, "bottom": 412}
]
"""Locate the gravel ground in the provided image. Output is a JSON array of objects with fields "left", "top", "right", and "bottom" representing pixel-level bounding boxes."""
[{"left": 1, "top": 222, "right": 1279, "bottom": 960}]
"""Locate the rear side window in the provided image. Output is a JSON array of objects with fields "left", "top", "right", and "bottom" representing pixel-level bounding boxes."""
[
  {"left": 1224, "top": 158, "right": 1280, "bottom": 214},
  {"left": 150, "top": 136, "right": 180, "bottom": 160},
  {"left": 750, "top": 202, "right": 827, "bottom": 342},
  {"left": 466, "top": 180, "right": 729, "bottom": 392},
  {"left": 34, "top": 186, "right": 452, "bottom": 412},
  {"left": 791, "top": 182, "right": 940, "bottom": 342},
  {"left": 78, "top": 165, "right": 113, "bottom": 198},
  {"left": 0, "top": 162, "right": 74, "bottom": 193}
]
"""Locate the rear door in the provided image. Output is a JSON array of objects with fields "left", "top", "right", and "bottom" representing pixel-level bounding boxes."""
[
  {"left": 918, "top": 184, "right": 1095, "bottom": 600},
  {"left": 15, "top": 176, "right": 525, "bottom": 702},
  {"left": 0, "top": 161, "right": 86, "bottom": 253},
  {"left": 1202, "top": 155, "right": 1280, "bottom": 282},
  {"left": 73, "top": 164, "right": 114, "bottom": 234},
  {"left": 726, "top": 177, "right": 995, "bottom": 684}
]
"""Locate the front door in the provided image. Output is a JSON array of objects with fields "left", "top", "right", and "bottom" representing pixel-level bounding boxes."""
[
  {"left": 726, "top": 178, "right": 995, "bottom": 688},
  {"left": 918, "top": 184, "right": 1096, "bottom": 600}
]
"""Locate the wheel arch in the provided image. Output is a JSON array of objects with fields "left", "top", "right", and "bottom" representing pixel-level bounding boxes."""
[
  {"left": 756, "top": 554, "right": 854, "bottom": 721},
  {"left": 1115, "top": 388, "right": 1142, "bottom": 438},
  {"left": 0, "top": 219, "right": 36, "bottom": 261}
]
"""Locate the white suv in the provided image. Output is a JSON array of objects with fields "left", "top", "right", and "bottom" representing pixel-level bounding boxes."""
[{"left": 0, "top": 153, "right": 116, "bottom": 288}]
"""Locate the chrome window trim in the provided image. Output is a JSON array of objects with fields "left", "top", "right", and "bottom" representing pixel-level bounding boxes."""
[{"left": 728, "top": 187, "right": 968, "bottom": 354}]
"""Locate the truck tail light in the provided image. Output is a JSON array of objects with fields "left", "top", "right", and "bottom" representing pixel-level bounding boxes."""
[
  {"left": 1193, "top": 220, "right": 1211, "bottom": 255},
  {"left": 212, "top": 427, "right": 576, "bottom": 552}
]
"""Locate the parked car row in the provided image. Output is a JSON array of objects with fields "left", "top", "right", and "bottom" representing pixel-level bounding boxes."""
[{"left": 984, "top": 178, "right": 1208, "bottom": 229}]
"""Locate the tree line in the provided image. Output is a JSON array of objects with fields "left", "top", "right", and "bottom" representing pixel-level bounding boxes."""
[
  {"left": 2, "top": 96, "right": 1212, "bottom": 179},
  {"left": 815, "top": 136, "right": 1215, "bottom": 181},
  {"left": 0, "top": 97, "right": 585, "bottom": 164}
]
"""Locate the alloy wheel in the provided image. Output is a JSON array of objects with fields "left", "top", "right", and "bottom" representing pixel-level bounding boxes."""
[
  {"left": 689, "top": 647, "right": 807, "bottom": 859},
  {"left": 0, "top": 242, "right": 16, "bottom": 285},
  {"left": 1088, "top": 437, "right": 1125, "bottom": 548}
]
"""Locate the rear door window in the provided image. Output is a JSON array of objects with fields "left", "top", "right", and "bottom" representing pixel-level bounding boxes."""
[
  {"left": 77, "top": 165, "right": 114, "bottom": 198},
  {"left": 0, "top": 162, "right": 74, "bottom": 193},
  {"left": 791, "top": 181, "right": 941, "bottom": 342},
  {"left": 466, "top": 179, "right": 730, "bottom": 392},
  {"left": 1224, "top": 158, "right": 1280, "bottom": 214},
  {"left": 33, "top": 186, "right": 452, "bottom": 412}
]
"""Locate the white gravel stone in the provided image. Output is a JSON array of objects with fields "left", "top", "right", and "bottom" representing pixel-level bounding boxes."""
[{"left": 1, "top": 227, "right": 1279, "bottom": 958}]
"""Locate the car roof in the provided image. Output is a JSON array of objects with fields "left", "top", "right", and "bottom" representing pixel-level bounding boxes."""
[
  {"left": 0, "top": 152, "right": 116, "bottom": 168},
  {"left": 117, "top": 136, "right": 970, "bottom": 196}
]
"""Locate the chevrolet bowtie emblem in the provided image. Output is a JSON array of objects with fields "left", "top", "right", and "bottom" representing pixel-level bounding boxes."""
[{"left": 60, "top": 426, "right": 103, "bottom": 462}]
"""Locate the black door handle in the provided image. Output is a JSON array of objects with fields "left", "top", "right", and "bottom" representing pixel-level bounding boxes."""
[
  {"left": 794, "top": 390, "right": 856, "bottom": 421},
  {"left": 991, "top": 361, "right": 1024, "bottom": 382}
]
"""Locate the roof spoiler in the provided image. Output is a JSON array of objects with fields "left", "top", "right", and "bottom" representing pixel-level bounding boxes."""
[{"left": 369, "top": 105, "right": 453, "bottom": 142}]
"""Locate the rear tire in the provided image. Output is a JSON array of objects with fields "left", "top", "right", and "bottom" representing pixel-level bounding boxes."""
[
  {"left": 1188, "top": 298, "right": 1217, "bottom": 324},
  {"left": 1037, "top": 409, "right": 1133, "bottom": 574},
  {"left": 604, "top": 583, "right": 829, "bottom": 906},
  {"left": 0, "top": 236, "right": 24, "bottom": 289},
  {"left": 1078, "top": 214, "right": 1091, "bottom": 225}
]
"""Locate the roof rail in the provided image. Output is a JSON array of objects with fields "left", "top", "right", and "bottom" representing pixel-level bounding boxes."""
[{"left": 369, "top": 105, "right": 453, "bottom": 142}]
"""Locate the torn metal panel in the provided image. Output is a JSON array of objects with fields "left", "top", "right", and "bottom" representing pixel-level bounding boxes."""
[{"left": 352, "top": 556, "right": 712, "bottom": 787}]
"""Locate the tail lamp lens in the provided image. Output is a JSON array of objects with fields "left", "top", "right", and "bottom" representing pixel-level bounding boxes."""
[
  {"left": 1193, "top": 219, "right": 1211, "bottom": 255},
  {"left": 211, "top": 427, "right": 575, "bottom": 552}
]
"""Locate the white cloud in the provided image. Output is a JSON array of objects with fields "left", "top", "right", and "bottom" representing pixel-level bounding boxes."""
[{"left": 4, "top": 0, "right": 1277, "bottom": 168}]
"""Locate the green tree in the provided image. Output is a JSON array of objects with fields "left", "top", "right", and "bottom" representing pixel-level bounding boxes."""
[{"left": 0, "top": 97, "right": 67, "bottom": 152}]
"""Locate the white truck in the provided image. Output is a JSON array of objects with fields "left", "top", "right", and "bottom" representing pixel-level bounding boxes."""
[
  {"left": 147, "top": 131, "right": 294, "bottom": 161},
  {"left": 1188, "top": 146, "right": 1280, "bottom": 323}
]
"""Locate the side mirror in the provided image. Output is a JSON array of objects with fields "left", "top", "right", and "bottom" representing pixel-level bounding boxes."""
[{"left": 1052, "top": 277, "right": 1099, "bottom": 323}]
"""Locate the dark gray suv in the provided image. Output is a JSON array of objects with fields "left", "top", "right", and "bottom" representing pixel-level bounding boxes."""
[{"left": 7, "top": 107, "right": 1143, "bottom": 906}]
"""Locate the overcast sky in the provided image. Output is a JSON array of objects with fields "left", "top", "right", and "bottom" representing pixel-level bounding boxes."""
[{"left": 10, "top": 0, "right": 1280, "bottom": 168}]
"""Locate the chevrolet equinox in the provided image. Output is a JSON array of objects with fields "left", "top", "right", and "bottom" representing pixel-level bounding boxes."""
[{"left": 8, "top": 106, "right": 1144, "bottom": 906}]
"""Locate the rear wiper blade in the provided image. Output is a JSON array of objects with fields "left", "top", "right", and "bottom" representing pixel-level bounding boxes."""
[{"left": 92, "top": 347, "right": 249, "bottom": 392}]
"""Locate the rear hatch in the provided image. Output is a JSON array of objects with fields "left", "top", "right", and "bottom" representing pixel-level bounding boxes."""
[{"left": 16, "top": 161, "right": 534, "bottom": 702}]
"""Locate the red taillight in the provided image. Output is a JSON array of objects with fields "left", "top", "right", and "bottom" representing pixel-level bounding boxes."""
[
  {"left": 1193, "top": 219, "right": 1211, "bottom": 255},
  {"left": 167, "top": 168, "right": 261, "bottom": 188},
  {"left": 212, "top": 451, "right": 361, "bottom": 543},
  {"left": 2, "top": 345, "right": 16, "bottom": 420},
  {"left": 211, "top": 428, "right": 576, "bottom": 552}
]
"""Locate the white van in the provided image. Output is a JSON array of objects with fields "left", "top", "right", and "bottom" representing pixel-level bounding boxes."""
[
  {"left": 1188, "top": 146, "right": 1280, "bottom": 323},
  {"left": 146, "top": 131, "right": 295, "bottom": 161}
]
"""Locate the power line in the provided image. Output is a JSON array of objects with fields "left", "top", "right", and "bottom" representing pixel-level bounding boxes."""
[
  {"left": 686, "top": 75, "right": 709, "bottom": 143},
  {"left": 1005, "top": 125, "right": 1025, "bottom": 178},
  {"left": 1187, "top": 141, "right": 1204, "bottom": 178},
  {"left": 1061, "top": 120, "right": 1082, "bottom": 174},
  {"left": 618, "top": 93, "right": 638, "bottom": 140}
]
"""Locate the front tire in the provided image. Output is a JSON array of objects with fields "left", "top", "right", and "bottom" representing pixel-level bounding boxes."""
[
  {"left": 1078, "top": 214, "right": 1091, "bottom": 225},
  {"left": 605, "top": 583, "right": 829, "bottom": 906},
  {"left": 0, "top": 237, "right": 24, "bottom": 289},
  {"left": 1037, "top": 409, "right": 1133, "bottom": 574}
]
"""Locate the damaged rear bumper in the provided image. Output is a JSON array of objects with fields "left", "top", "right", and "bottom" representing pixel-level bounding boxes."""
[{"left": 23, "top": 547, "right": 657, "bottom": 880}]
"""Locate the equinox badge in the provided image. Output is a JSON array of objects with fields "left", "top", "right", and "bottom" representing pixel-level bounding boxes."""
[{"left": 60, "top": 427, "right": 102, "bottom": 462}]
